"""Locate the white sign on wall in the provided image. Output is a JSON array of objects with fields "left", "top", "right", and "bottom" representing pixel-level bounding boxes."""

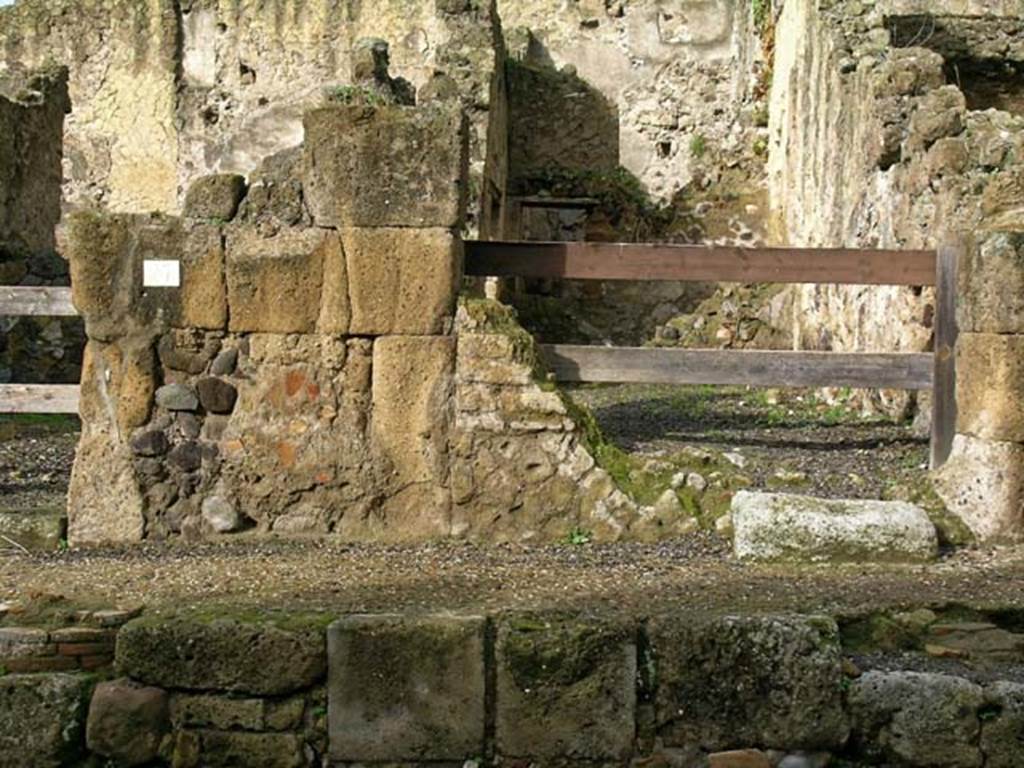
[{"left": 143, "top": 260, "right": 181, "bottom": 288}]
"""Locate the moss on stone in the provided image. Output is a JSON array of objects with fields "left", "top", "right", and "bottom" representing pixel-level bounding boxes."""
[
  {"left": 501, "top": 614, "right": 630, "bottom": 689},
  {"left": 884, "top": 474, "right": 975, "bottom": 548},
  {"left": 459, "top": 296, "right": 542, "bottom": 370},
  {"left": 841, "top": 613, "right": 926, "bottom": 653},
  {"left": 130, "top": 604, "right": 335, "bottom": 634}
]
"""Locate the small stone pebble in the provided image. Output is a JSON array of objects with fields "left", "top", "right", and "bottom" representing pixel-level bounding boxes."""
[
  {"left": 169, "top": 441, "right": 203, "bottom": 472},
  {"left": 177, "top": 413, "right": 202, "bottom": 440},
  {"left": 155, "top": 383, "right": 199, "bottom": 412},
  {"left": 197, "top": 377, "right": 238, "bottom": 414},
  {"left": 210, "top": 348, "right": 239, "bottom": 376},
  {"left": 724, "top": 451, "right": 747, "bottom": 469},
  {"left": 90, "top": 606, "right": 143, "bottom": 628},
  {"left": 202, "top": 496, "right": 244, "bottom": 533},
  {"left": 686, "top": 472, "right": 708, "bottom": 492},
  {"left": 130, "top": 430, "right": 169, "bottom": 458}
]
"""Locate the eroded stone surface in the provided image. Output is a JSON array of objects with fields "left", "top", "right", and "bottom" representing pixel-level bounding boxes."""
[
  {"left": 369, "top": 336, "right": 455, "bottom": 539},
  {"left": 934, "top": 435, "right": 1024, "bottom": 544},
  {"left": 344, "top": 227, "right": 461, "bottom": 336},
  {"left": 956, "top": 333, "right": 1024, "bottom": 443},
  {"left": 0, "top": 673, "right": 91, "bottom": 767},
  {"left": 86, "top": 678, "right": 169, "bottom": 766},
  {"left": 731, "top": 491, "right": 938, "bottom": 563},
  {"left": 651, "top": 614, "right": 848, "bottom": 751},
  {"left": 495, "top": 613, "right": 637, "bottom": 760},
  {"left": 304, "top": 102, "right": 468, "bottom": 229},
  {"left": 225, "top": 227, "right": 328, "bottom": 334},
  {"left": 981, "top": 681, "right": 1024, "bottom": 768},
  {"left": 959, "top": 231, "right": 1024, "bottom": 334},
  {"left": 848, "top": 671, "right": 984, "bottom": 767},
  {"left": 327, "top": 614, "right": 486, "bottom": 762},
  {"left": 183, "top": 174, "right": 246, "bottom": 221},
  {"left": 117, "top": 614, "right": 326, "bottom": 696}
]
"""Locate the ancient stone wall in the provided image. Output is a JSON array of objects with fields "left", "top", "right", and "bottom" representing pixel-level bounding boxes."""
[
  {"left": 63, "top": 98, "right": 663, "bottom": 546},
  {"left": 769, "top": 0, "right": 1024, "bottom": 412},
  {"left": 500, "top": 0, "right": 765, "bottom": 204},
  {"left": 499, "top": 0, "right": 774, "bottom": 346},
  {"left": 769, "top": 0, "right": 1024, "bottom": 541},
  {"left": 0, "top": 63, "right": 83, "bottom": 385},
  {"left": 0, "top": 0, "right": 182, "bottom": 213},
  {"left": 64, "top": 100, "right": 470, "bottom": 545},
  {"left": 5, "top": 606, "right": 1024, "bottom": 766},
  {"left": 0, "top": 0, "right": 507, "bottom": 232}
]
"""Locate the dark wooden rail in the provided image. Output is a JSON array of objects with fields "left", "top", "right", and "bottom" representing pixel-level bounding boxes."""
[
  {"left": 464, "top": 240, "right": 938, "bottom": 286},
  {"left": 466, "top": 238, "right": 961, "bottom": 469},
  {"left": 1, "top": 243, "right": 962, "bottom": 468},
  {"left": 542, "top": 346, "right": 935, "bottom": 391}
]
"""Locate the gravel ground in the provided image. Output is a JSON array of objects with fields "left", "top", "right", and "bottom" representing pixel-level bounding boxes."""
[
  {"left": 0, "top": 395, "right": 1018, "bottom": 623},
  {"left": 2, "top": 538, "right": 1023, "bottom": 620},
  {"left": 569, "top": 383, "right": 929, "bottom": 499},
  {"left": 0, "top": 415, "right": 78, "bottom": 512}
]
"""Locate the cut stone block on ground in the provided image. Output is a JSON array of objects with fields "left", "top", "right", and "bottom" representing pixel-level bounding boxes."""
[{"left": 731, "top": 491, "right": 939, "bottom": 564}]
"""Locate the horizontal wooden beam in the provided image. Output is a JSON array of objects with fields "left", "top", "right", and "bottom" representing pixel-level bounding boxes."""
[
  {"left": 0, "top": 385, "right": 80, "bottom": 414},
  {"left": 540, "top": 345, "right": 935, "bottom": 391},
  {"left": 465, "top": 241, "right": 937, "bottom": 286},
  {"left": 0, "top": 286, "right": 77, "bottom": 317}
]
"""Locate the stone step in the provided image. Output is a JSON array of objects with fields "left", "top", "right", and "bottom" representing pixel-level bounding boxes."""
[{"left": 731, "top": 491, "right": 939, "bottom": 564}]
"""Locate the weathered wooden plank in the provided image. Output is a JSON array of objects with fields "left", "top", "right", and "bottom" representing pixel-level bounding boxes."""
[
  {"left": 930, "top": 240, "right": 961, "bottom": 469},
  {"left": 0, "top": 385, "right": 80, "bottom": 414},
  {"left": 465, "top": 240, "right": 938, "bottom": 286},
  {"left": 0, "top": 286, "right": 77, "bottom": 317},
  {"left": 540, "top": 345, "right": 935, "bottom": 391}
]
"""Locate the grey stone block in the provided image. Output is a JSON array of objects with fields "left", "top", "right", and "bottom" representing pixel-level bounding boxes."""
[
  {"left": 327, "top": 614, "right": 486, "bottom": 762},
  {"left": 0, "top": 673, "right": 91, "bottom": 767},
  {"left": 116, "top": 613, "right": 326, "bottom": 696},
  {"left": 495, "top": 613, "right": 637, "bottom": 761},
  {"left": 731, "top": 491, "right": 938, "bottom": 563},
  {"left": 848, "top": 671, "right": 983, "bottom": 767},
  {"left": 651, "top": 614, "right": 848, "bottom": 751}
]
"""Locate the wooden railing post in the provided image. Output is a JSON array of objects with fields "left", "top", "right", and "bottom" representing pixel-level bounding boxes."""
[{"left": 930, "top": 239, "right": 962, "bottom": 470}]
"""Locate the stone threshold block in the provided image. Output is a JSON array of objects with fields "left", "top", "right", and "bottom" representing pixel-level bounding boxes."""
[
  {"left": 731, "top": 491, "right": 938, "bottom": 563},
  {"left": 327, "top": 614, "right": 486, "bottom": 763},
  {"left": 495, "top": 613, "right": 637, "bottom": 762}
]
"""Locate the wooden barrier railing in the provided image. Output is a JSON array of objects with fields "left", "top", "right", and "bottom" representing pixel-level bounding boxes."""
[
  {"left": 465, "top": 240, "right": 961, "bottom": 469},
  {"left": 0, "top": 240, "right": 961, "bottom": 468},
  {"left": 0, "top": 286, "right": 80, "bottom": 414}
]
